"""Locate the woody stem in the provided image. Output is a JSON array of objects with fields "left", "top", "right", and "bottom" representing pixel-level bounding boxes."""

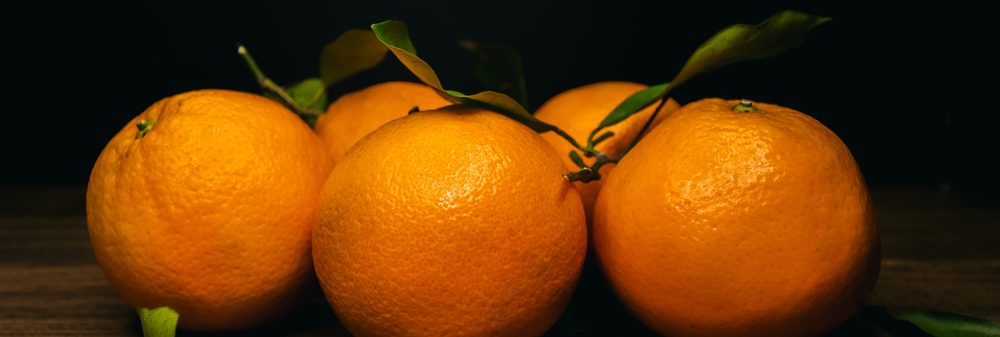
[{"left": 237, "top": 44, "right": 317, "bottom": 117}]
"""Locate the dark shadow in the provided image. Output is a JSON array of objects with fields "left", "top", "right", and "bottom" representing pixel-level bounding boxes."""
[
  {"left": 543, "top": 253, "right": 659, "bottom": 336},
  {"left": 128, "top": 295, "right": 348, "bottom": 337}
]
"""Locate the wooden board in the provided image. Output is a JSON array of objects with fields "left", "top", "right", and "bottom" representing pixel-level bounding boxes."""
[{"left": 1, "top": 186, "right": 997, "bottom": 336}]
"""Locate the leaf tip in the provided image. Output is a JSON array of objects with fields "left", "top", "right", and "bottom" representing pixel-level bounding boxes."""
[
  {"left": 814, "top": 16, "right": 833, "bottom": 27},
  {"left": 371, "top": 20, "right": 403, "bottom": 31},
  {"left": 782, "top": 10, "right": 833, "bottom": 27}
]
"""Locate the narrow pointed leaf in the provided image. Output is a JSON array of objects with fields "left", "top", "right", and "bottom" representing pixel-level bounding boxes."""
[
  {"left": 596, "top": 83, "right": 669, "bottom": 129},
  {"left": 594, "top": 10, "right": 831, "bottom": 134},
  {"left": 569, "top": 151, "right": 586, "bottom": 169},
  {"left": 899, "top": 311, "right": 1000, "bottom": 337},
  {"left": 591, "top": 131, "right": 615, "bottom": 146},
  {"left": 371, "top": 20, "right": 554, "bottom": 133},
  {"left": 319, "top": 29, "right": 389, "bottom": 87},
  {"left": 137, "top": 307, "right": 178, "bottom": 337},
  {"left": 459, "top": 40, "right": 529, "bottom": 107}
]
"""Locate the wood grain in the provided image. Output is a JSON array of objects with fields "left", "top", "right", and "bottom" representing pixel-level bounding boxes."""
[{"left": 1, "top": 186, "right": 997, "bottom": 336}]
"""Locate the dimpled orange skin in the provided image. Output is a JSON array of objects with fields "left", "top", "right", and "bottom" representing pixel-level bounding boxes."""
[
  {"left": 535, "top": 82, "right": 680, "bottom": 224},
  {"left": 86, "top": 90, "right": 334, "bottom": 331},
  {"left": 313, "top": 107, "right": 587, "bottom": 337},
  {"left": 313, "top": 81, "right": 452, "bottom": 162},
  {"left": 593, "top": 98, "right": 880, "bottom": 337}
]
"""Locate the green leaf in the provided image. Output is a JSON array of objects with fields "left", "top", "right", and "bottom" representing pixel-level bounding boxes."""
[
  {"left": 451, "top": 90, "right": 554, "bottom": 132},
  {"left": 568, "top": 151, "right": 586, "bottom": 169},
  {"left": 319, "top": 29, "right": 389, "bottom": 87},
  {"left": 672, "top": 10, "right": 831, "bottom": 87},
  {"left": 370, "top": 20, "right": 441, "bottom": 87},
  {"left": 593, "top": 10, "right": 831, "bottom": 135},
  {"left": 137, "top": 307, "right": 178, "bottom": 337},
  {"left": 596, "top": 83, "right": 669, "bottom": 129},
  {"left": 591, "top": 131, "right": 615, "bottom": 146},
  {"left": 899, "top": 311, "right": 1000, "bottom": 337},
  {"left": 458, "top": 40, "right": 529, "bottom": 108},
  {"left": 285, "top": 78, "right": 326, "bottom": 127},
  {"left": 286, "top": 78, "right": 327, "bottom": 112},
  {"left": 371, "top": 20, "right": 555, "bottom": 133}
]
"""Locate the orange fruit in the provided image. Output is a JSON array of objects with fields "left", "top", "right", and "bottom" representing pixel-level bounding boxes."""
[
  {"left": 593, "top": 98, "right": 880, "bottom": 337},
  {"left": 312, "top": 107, "right": 587, "bottom": 337},
  {"left": 313, "top": 81, "right": 451, "bottom": 162},
  {"left": 535, "top": 81, "right": 680, "bottom": 224},
  {"left": 86, "top": 89, "right": 334, "bottom": 331}
]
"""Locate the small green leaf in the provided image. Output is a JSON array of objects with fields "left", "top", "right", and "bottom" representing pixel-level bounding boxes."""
[
  {"left": 286, "top": 78, "right": 327, "bottom": 112},
  {"left": 285, "top": 78, "right": 326, "bottom": 127},
  {"left": 319, "top": 29, "right": 389, "bottom": 87},
  {"left": 137, "top": 307, "right": 178, "bottom": 337},
  {"left": 568, "top": 151, "right": 586, "bottom": 169},
  {"left": 593, "top": 10, "right": 830, "bottom": 137},
  {"left": 371, "top": 20, "right": 555, "bottom": 133},
  {"left": 591, "top": 131, "right": 615, "bottom": 146},
  {"left": 899, "top": 311, "right": 1000, "bottom": 337},
  {"left": 459, "top": 40, "right": 529, "bottom": 108}
]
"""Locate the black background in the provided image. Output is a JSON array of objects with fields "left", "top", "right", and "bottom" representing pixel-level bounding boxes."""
[{"left": 5, "top": 1, "right": 997, "bottom": 200}]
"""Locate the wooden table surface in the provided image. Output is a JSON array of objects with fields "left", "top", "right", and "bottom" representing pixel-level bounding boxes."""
[{"left": 2, "top": 186, "right": 998, "bottom": 336}]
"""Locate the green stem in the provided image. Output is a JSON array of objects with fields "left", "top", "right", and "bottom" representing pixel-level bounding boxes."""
[
  {"left": 563, "top": 167, "right": 593, "bottom": 182},
  {"left": 564, "top": 153, "right": 618, "bottom": 183},
  {"left": 237, "top": 44, "right": 318, "bottom": 118},
  {"left": 135, "top": 119, "right": 156, "bottom": 139},
  {"left": 590, "top": 153, "right": 619, "bottom": 176},
  {"left": 550, "top": 122, "right": 617, "bottom": 183},
  {"left": 619, "top": 96, "right": 670, "bottom": 156},
  {"left": 732, "top": 98, "right": 760, "bottom": 113},
  {"left": 567, "top": 96, "right": 671, "bottom": 183},
  {"left": 585, "top": 128, "right": 599, "bottom": 153},
  {"left": 551, "top": 127, "right": 592, "bottom": 155}
]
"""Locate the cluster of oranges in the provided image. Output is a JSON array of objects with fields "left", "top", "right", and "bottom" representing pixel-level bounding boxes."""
[{"left": 87, "top": 78, "right": 879, "bottom": 336}]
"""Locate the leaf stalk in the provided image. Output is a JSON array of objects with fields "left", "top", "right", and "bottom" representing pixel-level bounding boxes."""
[{"left": 237, "top": 44, "right": 320, "bottom": 118}]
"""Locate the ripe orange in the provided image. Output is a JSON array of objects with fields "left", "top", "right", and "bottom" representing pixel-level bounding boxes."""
[
  {"left": 312, "top": 107, "right": 587, "bottom": 337},
  {"left": 313, "top": 81, "right": 451, "bottom": 162},
  {"left": 593, "top": 98, "right": 880, "bottom": 337},
  {"left": 86, "top": 89, "right": 334, "bottom": 330},
  {"left": 535, "top": 81, "right": 680, "bottom": 223}
]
